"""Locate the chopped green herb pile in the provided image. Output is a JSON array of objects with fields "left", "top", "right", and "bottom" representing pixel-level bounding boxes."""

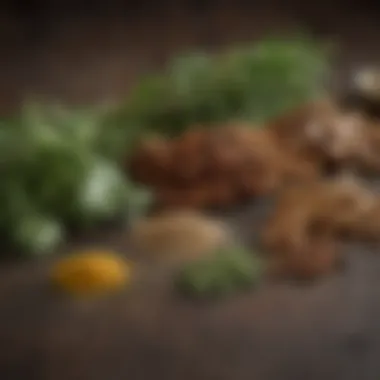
[
  {"left": 176, "top": 247, "right": 264, "bottom": 299},
  {"left": 110, "top": 35, "right": 331, "bottom": 139}
]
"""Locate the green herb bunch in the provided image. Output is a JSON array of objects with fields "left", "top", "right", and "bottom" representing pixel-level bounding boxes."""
[
  {"left": 110, "top": 35, "right": 331, "bottom": 139},
  {"left": 0, "top": 103, "right": 152, "bottom": 255},
  {"left": 176, "top": 247, "right": 264, "bottom": 300}
]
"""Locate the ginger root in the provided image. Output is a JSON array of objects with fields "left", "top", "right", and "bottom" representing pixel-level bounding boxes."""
[{"left": 261, "top": 176, "right": 377, "bottom": 281}]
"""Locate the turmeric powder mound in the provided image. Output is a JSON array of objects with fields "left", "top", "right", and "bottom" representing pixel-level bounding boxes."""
[{"left": 51, "top": 251, "right": 132, "bottom": 296}]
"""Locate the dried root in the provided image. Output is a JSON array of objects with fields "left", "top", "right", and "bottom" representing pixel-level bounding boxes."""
[{"left": 261, "top": 176, "right": 378, "bottom": 281}]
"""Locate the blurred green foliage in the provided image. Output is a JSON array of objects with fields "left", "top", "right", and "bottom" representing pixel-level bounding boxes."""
[{"left": 106, "top": 34, "right": 331, "bottom": 151}]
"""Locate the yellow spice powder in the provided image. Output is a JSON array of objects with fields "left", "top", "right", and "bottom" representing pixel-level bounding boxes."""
[{"left": 51, "top": 251, "right": 132, "bottom": 296}]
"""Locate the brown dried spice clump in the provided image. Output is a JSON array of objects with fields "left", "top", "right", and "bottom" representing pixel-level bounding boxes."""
[{"left": 262, "top": 176, "right": 377, "bottom": 281}]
